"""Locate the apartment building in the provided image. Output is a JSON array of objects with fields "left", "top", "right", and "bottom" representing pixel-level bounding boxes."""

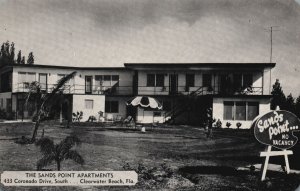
[{"left": 0, "top": 62, "right": 275, "bottom": 128}]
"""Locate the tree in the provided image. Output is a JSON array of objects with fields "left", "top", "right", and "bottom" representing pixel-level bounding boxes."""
[
  {"left": 27, "top": 71, "right": 77, "bottom": 142},
  {"left": 0, "top": 41, "right": 16, "bottom": 66},
  {"left": 295, "top": 96, "right": 300, "bottom": 118},
  {"left": 271, "top": 79, "right": 286, "bottom": 110},
  {"left": 9, "top": 42, "right": 15, "bottom": 62},
  {"left": 285, "top": 94, "right": 296, "bottom": 114},
  {"left": 17, "top": 50, "right": 22, "bottom": 64},
  {"left": 27, "top": 52, "right": 34, "bottom": 65},
  {"left": 21, "top": 56, "right": 25, "bottom": 64},
  {"left": 36, "top": 136, "right": 84, "bottom": 171},
  {"left": 25, "top": 81, "right": 44, "bottom": 119}
]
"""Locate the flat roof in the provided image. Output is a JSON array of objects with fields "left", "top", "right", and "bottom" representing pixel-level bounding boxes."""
[
  {"left": 3, "top": 64, "right": 128, "bottom": 70},
  {"left": 124, "top": 63, "right": 276, "bottom": 69},
  {"left": 0, "top": 62, "right": 276, "bottom": 71}
]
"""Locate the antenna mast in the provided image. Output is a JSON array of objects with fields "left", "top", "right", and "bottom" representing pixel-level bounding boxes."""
[{"left": 266, "top": 26, "right": 279, "bottom": 63}]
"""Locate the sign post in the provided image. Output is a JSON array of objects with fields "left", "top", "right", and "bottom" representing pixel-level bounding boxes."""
[{"left": 252, "top": 108, "right": 300, "bottom": 181}]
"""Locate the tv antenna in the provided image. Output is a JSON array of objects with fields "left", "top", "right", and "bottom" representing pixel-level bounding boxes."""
[{"left": 265, "top": 26, "right": 279, "bottom": 63}]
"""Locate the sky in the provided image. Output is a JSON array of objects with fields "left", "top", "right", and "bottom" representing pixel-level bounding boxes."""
[{"left": 0, "top": 0, "right": 299, "bottom": 95}]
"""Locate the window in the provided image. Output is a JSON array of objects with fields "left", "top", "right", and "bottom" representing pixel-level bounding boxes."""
[
  {"left": 186, "top": 74, "right": 195, "bottom": 87},
  {"left": 95, "top": 75, "right": 103, "bottom": 88},
  {"left": 85, "top": 99, "right": 93, "bottom": 109},
  {"left": 224, "top": 101, "right": 234, "bottom": 120},
  {"left": 0, "top": 98, "right": 3, "bottom": 108},
  {"left": 243, "top": 74, "right": 253, "bottom": 88},
  {"left": 57, "top": 74, "right": 73, "bottom": 85},
  {"left": 105, "top": 101, "right": 119, "bottom": 113},
  {"left": 247, "top": 102, "right": 259, "bottom": 120},
  {"left": 112, "top": 75, "right": 119, "bottom": 81},
  {"left": 235, "top": 102, "right": 246, "bottom": 120},
  {"left": 95, "top": 75, "right": 119, "bottom": 88},
  {"left": 18, "top": 72, "right": 36, "bottom": 84},
  {"left": 223, "top": 101, "right": 259, "bottom": 121},
  {"left": 146, "top": 74, "right": 165, "bottom": 87},
  {"left": 156, "top": 74, "right": 164, "bottom": 87},
  {"left": 112, "top": 75, "right": 119, "bottom": 87},
  {"left": 147, "top": 74, "right": 155, "bottom": 87},
  {"left": 104, "top": 75, "right": 111, "bottom": 81},
  {"left": 203, "top": 74, "right": 212, "bottom": 87}
]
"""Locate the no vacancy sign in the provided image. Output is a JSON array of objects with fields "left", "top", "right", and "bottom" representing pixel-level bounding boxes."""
[{"left": 253, "top": 110, "right": 300, "bottom": 149}]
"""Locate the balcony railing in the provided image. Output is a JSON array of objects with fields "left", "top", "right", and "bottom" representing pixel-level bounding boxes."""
[
  {"left": 14, "top": 83, "right": 133, "bottom": 95},
  {"left": 137, "top": 86, "right": 263, "bottom": 96},
  {"left": 14, "top": 83, "right": 263, "bottom": 96}
]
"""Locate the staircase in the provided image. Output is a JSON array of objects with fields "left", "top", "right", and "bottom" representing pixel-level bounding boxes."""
[{"left": 164, "top": 86, "right": 208, "bottom": 124}]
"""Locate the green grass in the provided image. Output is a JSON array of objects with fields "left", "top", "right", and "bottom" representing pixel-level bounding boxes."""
[{"left": 0, "top": 123, "right": 299, "bottom": 190}]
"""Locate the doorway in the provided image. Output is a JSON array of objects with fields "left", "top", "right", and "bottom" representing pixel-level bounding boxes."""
[
  {"left": 39, "top": 73, "right": 48, "bottom": 91},
  {"left": 169, "top": 74, "right": 178, "bottom": 95},
  {"left": 85, "top": 76, "right": 92, "bottom": 94}
]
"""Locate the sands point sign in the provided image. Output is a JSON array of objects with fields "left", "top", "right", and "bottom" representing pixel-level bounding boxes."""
[
  {"left": 254, "top": 110, "right": 300, "bottom": 149},
  {"left": 253, "top": 109, "right": 300, "bottom": 181}
]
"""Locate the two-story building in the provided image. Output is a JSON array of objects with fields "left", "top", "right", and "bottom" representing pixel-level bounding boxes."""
[{"left": 0, "top": 62, "right": 275, "bottom": 128}]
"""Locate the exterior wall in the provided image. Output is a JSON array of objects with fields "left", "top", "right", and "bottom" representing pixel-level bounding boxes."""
[
  {"left": 72, "top": 94, "right": 105, "bottom": 121},
  {"left": 212, "top": 97, "right": 271, "bottom": 129},
  {"left": 12, "top": 66, "right": 133, "bottom": 95},
  {"left": 12, "top": 67, "right": 76, "bottom": 92},
  {"left": 0, "top": 92, "right": 12, "bottom": 110},
  {"left": 4, "top": 64, "right": 274, "bottom": 124},
  {"left": 137, "top": 71, "right": 169, "bottom": 95},
  {"left": 104, "top": 96, "right": 130, "bottom": 120},
  {"left": 136, "top": 108, "right": 166, "bottom": 124},
  {"left": 137, "top": 70, "right": 265, "bottom": 96},
  {"left": 262, "top": 67, "right": 273, "bottom": 95}
]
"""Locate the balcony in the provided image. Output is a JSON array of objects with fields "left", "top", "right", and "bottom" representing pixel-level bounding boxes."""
[
  {"left": 137, "top": 86, "right": 263, "bottom": 96},
  {"left": 14, "top": 83, "right": 263, "bottom": 96},
  {"left": 14, "top": 83, "right": 133, "bottom": 96}
]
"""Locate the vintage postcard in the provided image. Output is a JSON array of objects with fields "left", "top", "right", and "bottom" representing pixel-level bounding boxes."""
[{"left": 0, "top": 0, "right": 300, "bottom": 190}]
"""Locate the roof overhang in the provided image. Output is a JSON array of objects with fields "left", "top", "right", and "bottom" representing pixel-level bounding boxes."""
[{"left": 124, "top": 63, "right": 276, "bottom": 71}]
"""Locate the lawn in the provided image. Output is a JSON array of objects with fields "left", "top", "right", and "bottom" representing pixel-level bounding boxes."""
[{"left": 0, "top": 122, "right": 300, "bottom": 190}]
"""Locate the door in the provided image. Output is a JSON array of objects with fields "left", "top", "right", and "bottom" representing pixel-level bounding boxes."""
[
  {"left": 169, "top": 74, "right": 178, "bottom": 95},
  {"left": 39, "top": 73, "right": 48, "bottom": 91},
  {"left": 219, "top": 75, "right": 231, "bottom": 94},
  {"left": 85, "top": 76, "right": 92, "bottom": 94}
]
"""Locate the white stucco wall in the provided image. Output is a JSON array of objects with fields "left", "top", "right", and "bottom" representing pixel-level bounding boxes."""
[
  {"left": 104, "top": 96, "right": 129, "bottom": 120},
  {"left": 212, "top": 97, "right": 271, "bottom": 129},
  {"left": 137, "top": 70, "right": 265, "bottom": 96},
  {"left": 136, "top": 107, "right": 166, "bottom": 124},
  {"left": 72, "top": 94, "right": 105, "bottom": 121},
  {"left": 12, "top": 66, "right": 133, "bottom": 95},
  {"left": 262, "top": 67, "right": 273, "bottom": 95}
]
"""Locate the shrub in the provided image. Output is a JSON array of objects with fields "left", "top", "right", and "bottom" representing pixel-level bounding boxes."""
[
  {"left": 72, "top": 111, "right": 83, "bottom": 122},
  {"left": 226, "top": 122, "right": 232, "bottom": 128},
  {"left": 215, "top": 119, "right": 222, "bottom": 128},
  {"left": 6, "top": 110, "right": 16, "bottom": 120},
  {"left": 0, "top": 108, "right": 7, "bottom": 119},
  {"left": 236, "top": 122, "right": 242, "bottom": 129},
  {"left": 98, "top": 111, "right": 104, "bottom": 117},
  {"left": 87, "top": 115, "right": 96, "bottom": 122},
  {"left": 123, "top": 162, "right": 175, "bottom": 188}
]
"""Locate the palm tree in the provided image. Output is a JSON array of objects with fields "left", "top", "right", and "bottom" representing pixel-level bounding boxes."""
[
  {"left": 35, "top": 136, "right": 84, "bottom": 171},
  {"left": 27, "top": 71, "right": 77, "bottom": 142},
  {"left": 25, "top": 81, "right": 45, "bottom": 120}
]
